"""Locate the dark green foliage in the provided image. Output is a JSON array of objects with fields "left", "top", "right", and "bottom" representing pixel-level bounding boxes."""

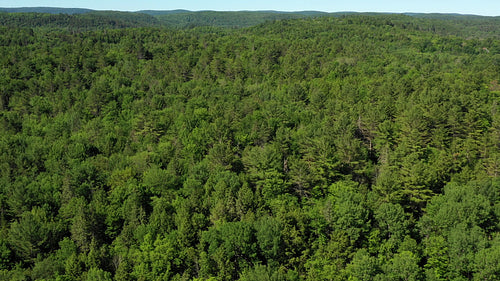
[
  {"left": 0, "top": 11, "right": 159, "bottom": 30},
  {"left": 0, "top": 13, "right": 499, "bottom": 280}
]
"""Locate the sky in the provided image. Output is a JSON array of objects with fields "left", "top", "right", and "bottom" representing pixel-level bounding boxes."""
[{"left": 0, "top": 0, "right": 499, "bottom": 16}]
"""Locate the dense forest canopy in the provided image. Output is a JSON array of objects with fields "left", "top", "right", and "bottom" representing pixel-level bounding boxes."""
[{"left": 0, "top": 10, "right": 500, "bottom": 280}]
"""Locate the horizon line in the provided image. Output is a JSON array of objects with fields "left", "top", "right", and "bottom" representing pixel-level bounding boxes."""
[{"left": 0, "top": 7, "right": 498, "bottom": 17}]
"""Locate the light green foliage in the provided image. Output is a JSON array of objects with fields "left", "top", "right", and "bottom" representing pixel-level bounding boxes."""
[
  {"left": 474, "top": 235, "right": 500, "bottom": 280},
  {"left": 254, "top": 216, "right": 283, "bottom": 266},
  {"left": 420, "top": 180, "right": 499, "bottom": 280},
  {"left": 423, "top": 236, "right": 448, "bottom": 281},
  {"left": 131, "top": 232, "right": 182, "bottom": 280},
  {"left": 375, "top": 203, "right": 408, "bottom": 240},
  {"left": 242, "top": 144, "right": 287, "bottom": 200},
  {"left": 205, "top": 170, "right": 241, "bottom": 223},
  {"left": 304, "top": 230, "right": 351, "bottom": 280},
  {"left": 328, "top": 181, "right": 370, "bottom": 245},
  {"left": 86, "top": 267, "right": 112, "bottom": 281},
  {"left": 383, "top": 251, "right": 422, "bottom": 281},
  {"left": 420, "top": 182, "right": 492, "bottom": 236},
  {"left": 200, "top": 221, "right": 257, "bottom": 280},
  {"left": 346, "top": 249, "right": 380, "bottom": 281}
]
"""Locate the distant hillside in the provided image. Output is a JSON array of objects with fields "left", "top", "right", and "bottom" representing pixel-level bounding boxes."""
[
  {"left": 244, "top": 10, "right": 329, "bottom": 16},
  {"left": 403, "top": 13, "right": 500, "bottom": 38},
  {"left": 0, "top": 7, "right": 92, "bottom": 14},
  {"left": 0, "top": 8, "right": 499, "bottom": 38},
  {"left": 0, "top": 8, "right": 329, "bottom": 29},
  {"left": 154, "top": 10, "right": 328, "bottom": 28},
  {"left": 138, "top": 9, "right": 192, "bottom": 16},
  {"left": 0, "top": 11, "right": 159, "bottom": 30}
]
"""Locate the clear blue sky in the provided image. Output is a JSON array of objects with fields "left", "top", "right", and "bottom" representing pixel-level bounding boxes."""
[{"left": 1, "top": 0, "right": 499, "bottom": 16}]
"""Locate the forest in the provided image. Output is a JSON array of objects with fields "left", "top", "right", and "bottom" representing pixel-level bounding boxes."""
[{"left": 0, "top": 10, "right": 500, "bottom": 280}]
